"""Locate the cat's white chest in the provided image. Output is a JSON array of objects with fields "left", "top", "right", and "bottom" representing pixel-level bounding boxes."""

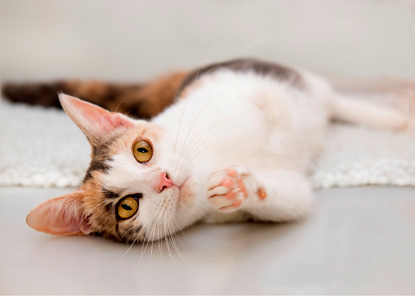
[{"left": 153, "top": 70, "right": 328, "bottom": 173}]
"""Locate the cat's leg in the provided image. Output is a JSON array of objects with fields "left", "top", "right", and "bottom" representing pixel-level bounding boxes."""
[{"left": 207, "top": 166, "right": 313, "bottom": 222}]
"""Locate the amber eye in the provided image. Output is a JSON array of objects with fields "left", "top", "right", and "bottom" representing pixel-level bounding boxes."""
[
  {"left": 117, "top": 196, "right": 139, "bottom": 220},
  {"left": 133, "top": 140, "right": 153, "bottom": 163}
]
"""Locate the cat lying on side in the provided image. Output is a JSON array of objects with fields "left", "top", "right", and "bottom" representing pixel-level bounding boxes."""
[{"left": 11, "top": 59, "right": 409, "bottom": 243}]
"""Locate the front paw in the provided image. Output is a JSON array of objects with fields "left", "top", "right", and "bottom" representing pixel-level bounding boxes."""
[{"left": 206, "top": 166, "right": 251, "bottom": 213}]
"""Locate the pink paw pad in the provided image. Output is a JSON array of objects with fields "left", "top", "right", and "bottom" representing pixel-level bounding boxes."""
[
  {"left": 207, "top": 166, "right": 250, "bottom": 213},
  {"left": 222, "top": 178, "right": 234, "bottom": 188},
  {"left": 225, "top": 192, "right": 236, "bottom": 200},
  {"left": 237, "top": 178, "right": 248, "bottom": 198},
  {"left": 257, "top": 188, "right": 267, "bottom": 200},
  {"left": 232, "top": 200, "right": 242, "bottom": 207},
  {"left": 226, "top": 169, "right": 238, "bottom": 177}
]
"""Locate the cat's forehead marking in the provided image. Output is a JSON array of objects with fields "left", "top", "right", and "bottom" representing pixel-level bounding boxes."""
[
  {"left": 102, "top": 187, "right": 120, "bottom": 199},
  {"left": 83, "top": 156, "right": 111, "bottom": 182},
  {"left": 82, "top": 135, "right": 120, "bottom": 182}
]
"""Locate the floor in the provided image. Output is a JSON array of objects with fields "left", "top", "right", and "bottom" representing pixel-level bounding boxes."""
[{"left": 1, "top": 186, "right": 415, "bottom": 294}]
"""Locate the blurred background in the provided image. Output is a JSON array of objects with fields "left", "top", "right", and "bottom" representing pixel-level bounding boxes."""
[{"left": 1, "top": 0, "right": 414, "bottom": 83}]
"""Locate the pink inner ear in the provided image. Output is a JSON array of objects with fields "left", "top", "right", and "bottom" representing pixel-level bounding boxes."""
[
  {"left": 59, "top": 94, "right": 135, "bottom": 145},
  {"left": 105, "top": 112, "right": 135, "bottom": 132},
  {"left": 26, "top": 192, "right": 92, "bottom": 236}
]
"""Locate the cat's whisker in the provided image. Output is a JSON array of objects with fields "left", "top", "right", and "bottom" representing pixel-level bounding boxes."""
[
  {"left": 168, "top": 217, "right": 187, "bottom": 250},
  {"left": 144, "top": 218, "right": 159, "bottom": 258},
  {"left": 173, "top": 86, "right": 232, "bottom": 168},
  {"left": 170, "top": 217, "right": 189, "bottom": 248},
  {"left": 116, "top": 236, "right": 138, "bottom": 264},
  {"left": 84, "top": 199, "right": 107, "bottom": 216},
  {"left": 163, "top": 219, "right": 178, "bottom": 267},
  {"left": 167, "top": 218, "right": 188, "bottom": 266},
  {"left": 178, "top": 106, "right": 237, "bottom": 157},
  {"left": 168, "top": 86, "right": 237, "bottom": 179},
  {"left": 114, "top": 94, "right": 134, "bottom": 114},
  {"left": 138, "top": 206, "right": 161, "bottom": 264},
  {"left": 158, "top": 223, "right": 167, "bottom": 266},
  {"left": 165, "top": 226, "right": 184, "bottom": 268},
  {"left": 185, "top": 121, "right": 242, "bottom": 159},
  {"left": 176, "top": 65, "right": 224, "bottom": 158},
  {"left": 171, "top": 94, "right": 190, "bottom": 164},
  {"left": 147, "top": 201, "right": 168, "bottom": 259},
  {"left": 173, "top": 96, "right": 242, "bottom": 175},
  {"left": 172, "top": 115, "right": 231, "bottom": 180},
  {"left": 165, "top": 220, "right": 177, "bottom": 260},
  {"left": 117, "top": 215, "right": 154, "bottom": 264},
  {"left": 158, "top": 201, "right": 174, "bottom": 265},
  {"left": 140, "top": 201, "right": 163, "bottom": 257}
]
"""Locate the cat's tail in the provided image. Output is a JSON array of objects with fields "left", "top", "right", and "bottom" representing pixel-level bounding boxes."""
[
  {"left": 2, "top": 80, "right": 70, "bottom": 108},
  {"left": 330, "top": 93, "right": 414, "bottom": 131},
  {"left": 1, "top": 79, "right": 144, "bottom": 112},
  {"left": 1, "top": 71, "right": 189, "bottom": 118}
]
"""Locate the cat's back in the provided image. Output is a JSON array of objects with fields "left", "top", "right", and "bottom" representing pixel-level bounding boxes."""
[{"left": 152, "top": 58, "right": 331, "bottom": 132}]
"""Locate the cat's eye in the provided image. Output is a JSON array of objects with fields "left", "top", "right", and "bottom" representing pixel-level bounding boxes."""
[
  {"left": 133, "top": 140, "right": 153, "bottom": 163},
  {"left": 117, "top": 196, "right": 139, "bottom": 220}
]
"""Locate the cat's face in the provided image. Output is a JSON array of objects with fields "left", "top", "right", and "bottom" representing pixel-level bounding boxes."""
[{"left": 26, "top": 94, "right": 200, "bottom": 243}]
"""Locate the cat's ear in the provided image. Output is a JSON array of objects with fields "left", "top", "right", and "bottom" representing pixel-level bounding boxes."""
[
  {"left": 59, "top": 94, "right": 135, "bottom": 146},
  {"left": 26, "top": 191, "right": 92, "bottom": 236}
]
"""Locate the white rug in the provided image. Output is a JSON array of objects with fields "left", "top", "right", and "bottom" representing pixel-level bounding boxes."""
[{"left": 0, "top": 95, "right": 414, "bottom": 189}]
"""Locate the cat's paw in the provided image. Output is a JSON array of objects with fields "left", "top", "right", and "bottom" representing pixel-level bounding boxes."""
[{"left": 207, "top": 166, "right": 262, "bottom": 213}]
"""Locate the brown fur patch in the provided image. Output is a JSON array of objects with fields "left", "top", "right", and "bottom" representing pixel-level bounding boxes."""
[
  {"left": 178, "top": 58, "right": 305, "bottom": 95},
  {"left": 2, "top": 71, "right": 189, "bottom": 119},
  {"left": 110, "top": 71, "right": 189, "bottom": 118}
]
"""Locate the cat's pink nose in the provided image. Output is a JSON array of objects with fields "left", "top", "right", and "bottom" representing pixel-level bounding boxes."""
[{"left": 158, "top": 172, "right": 175, "bottom": 192}]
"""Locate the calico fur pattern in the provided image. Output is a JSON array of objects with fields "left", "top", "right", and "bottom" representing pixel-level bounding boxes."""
[{"left": 22, "top": 59, "right": 409, "bottom": 243}]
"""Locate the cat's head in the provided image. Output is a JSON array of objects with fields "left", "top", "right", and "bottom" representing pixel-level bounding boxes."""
[{"left": 26, "top": 94, "right": 200, "bottom": 243}]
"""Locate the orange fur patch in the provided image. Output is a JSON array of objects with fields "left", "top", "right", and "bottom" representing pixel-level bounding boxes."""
[{"left": 63, "top": 71, "right": 189, "bottom": 118}]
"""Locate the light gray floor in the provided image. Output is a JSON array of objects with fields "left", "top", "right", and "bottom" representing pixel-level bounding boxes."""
[{"left": 1, "top": 186, "right": 415, "bottom": 294}]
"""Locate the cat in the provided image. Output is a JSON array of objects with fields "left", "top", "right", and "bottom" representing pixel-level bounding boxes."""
[{"left": 19, "top": 58, "right": 409, "bottom": 243}]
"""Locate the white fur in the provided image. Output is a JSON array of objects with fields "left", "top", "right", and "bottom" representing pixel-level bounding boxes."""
[{"left": 99, "top": 68, "right": 409, "bottom": 241}]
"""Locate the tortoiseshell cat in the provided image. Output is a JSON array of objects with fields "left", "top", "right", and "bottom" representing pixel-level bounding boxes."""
[{"left": 6, "top": 59, "right": 409, "bottom": 243}]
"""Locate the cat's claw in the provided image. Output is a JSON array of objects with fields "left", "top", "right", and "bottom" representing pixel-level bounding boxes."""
[{"left": 207, "top": 166, "right": 251, "bottom": 213}]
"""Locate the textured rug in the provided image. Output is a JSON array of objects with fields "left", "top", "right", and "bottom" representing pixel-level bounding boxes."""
[{"left": 0, "top": 93, "right": 414, "bottom": 189}]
